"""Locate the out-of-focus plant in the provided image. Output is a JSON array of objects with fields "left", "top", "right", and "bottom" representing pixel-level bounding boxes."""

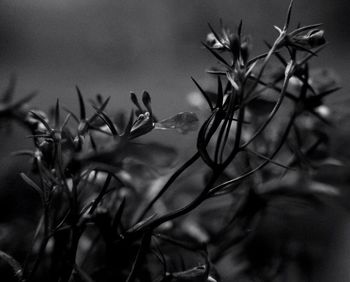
[{"left": 0, "top": 1, "right": 343, "bottom": 281}]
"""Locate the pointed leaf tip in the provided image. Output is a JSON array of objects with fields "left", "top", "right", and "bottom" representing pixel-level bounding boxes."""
[
  {"left": 76, "top": 86, "right": 86, "bottom": 120},
  {"left": 285, "top": 0, "right": 294, "bottom": 30},
  {"left": 142, "top": 91, "right": 151, "bottom": 105},
  {"left": 142, "top": 91, "right": 152, "bottom": 114}
]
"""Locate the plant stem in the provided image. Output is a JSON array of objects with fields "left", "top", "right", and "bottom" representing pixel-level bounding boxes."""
[
  {"left": 0, "top": 250, "right": 26, "bottom": 282},
  {"left": 134, "top": 168, "right": 224, "bottom": 234},
  {"left": 137, "top": 152, "right": 200, "bottom": 221},
  {"left": 125, "top": 231, "right": 152, "bottom": 282}
]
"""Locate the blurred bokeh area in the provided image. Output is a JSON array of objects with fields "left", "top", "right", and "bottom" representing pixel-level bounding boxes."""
[
  {"left": 1, "top": 1, "right": 349, "bottom": 111},
  {"left": 0, "top": 0, "right": 349, "bottom": 149},
  {"left": 1, "top": 0, "right": 350, "bottom": 281}
]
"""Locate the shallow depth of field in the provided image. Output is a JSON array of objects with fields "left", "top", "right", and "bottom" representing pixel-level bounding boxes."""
[{"left": 1, "top": 1, "right": 350, "bottom": 281}]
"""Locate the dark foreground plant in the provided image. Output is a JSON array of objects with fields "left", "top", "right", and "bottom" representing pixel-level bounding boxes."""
[{"left": 0, "top": 1, "right": 342, "bottom": 281}]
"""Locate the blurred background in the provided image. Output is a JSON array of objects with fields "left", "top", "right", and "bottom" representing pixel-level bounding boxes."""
[
  {"left": 0, "top": 0, "right": 349, "bottom": 152},
  {"left": 1, "top": 0, "right": 350, "bottom": 280}
]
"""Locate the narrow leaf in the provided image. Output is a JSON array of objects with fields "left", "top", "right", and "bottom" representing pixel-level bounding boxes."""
[
  {"left": 29, "top": 110, "right": 52, "bottom": 132},
  {"left": 20, "top": 172, "right": 42, "bottom": 196},
  {"left": 60, "top": 113, "right": 71, "bottom": 131},
  {"left": 318, "top": 86, "right": 341, "bottom": 99},
  {"left": 63, "top": 107, "right": 79, "bottom": 123},
  {"left": 96, "top": 110, "right": 119, "bottom": 136},
  {"left": 238, "top": 20, "right": 243, "bottom": 38},
  {"left": 191, "top": 77, "right": 214, "bottom": 110},
  {"left": 202, "top": 42, "right": 231, "bottom": 68},
  {"left": 289, "top": 23, "right": 323, "bottom": 36},
  {"left": 76, "top": 86, "right": 86, "bottom": 120},
  {"left": 89, "top": 173, "right": 112, "bottom": 214},
  {"left": 130, "top": 92, "right": 143, "bottom": 115},
  {"left": 89, "top": 132, "right": 97, "bottom": 151},
  {"left": 273, "top": 25, "right": 282, "bottom": 34},
  {"left": 284, "top": 0, "right": 294, "bottom": 30},
  {"left": 112, "top": 197, "right": 126, "bottom": 230},
  {"left": 309, "top": 181, "right": 339, "bottom": 196},
  {"left": 0, "top": 250, "right": 25, "bottom": 282},
  {"left": 88, "top": 96, "right": 111, "bottom": 124},
  {"left": 142, "top": 91, "right": 152, "bottom": 115},
  {"left": 11, "top": 150, "right": 34, "bottom": 157},
  {"left": 216, "top": 75, "right": 223, "bottom": 108},
  {"left": 207, "top": 23, "right": 225, "bottom": 47},
  {"left": 54, "top": 99, "right": 60, "bottom": 129}
]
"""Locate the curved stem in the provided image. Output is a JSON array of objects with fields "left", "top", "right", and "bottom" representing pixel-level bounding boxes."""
[
  {"left": 209, "top": 111, "right": 297, "bottom": 196},
  {"left": 240, "top": 64, "right": 295, "bottom": 150},
  {"left": 0, "top": 250, "right": 26, "bottom": 282},
  {"left": 137, "top": 152, "right": 200, "bottom": 221},
  {"left": 133, "top": 168, "right": 223, "bottom": 234}
]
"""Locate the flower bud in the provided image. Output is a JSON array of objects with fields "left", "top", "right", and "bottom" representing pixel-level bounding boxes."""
[
  {"left": 292, "top": 29, "right": 326, "bottom": 49},
  {"left": 206, "top": 32, "right": 224, "bottom": 50},
  {"left": 240, "top": 41, "right": 250, "bottom": 63},
  {"left": 129, "top": 112, "right": 154, "bottom": 139}
]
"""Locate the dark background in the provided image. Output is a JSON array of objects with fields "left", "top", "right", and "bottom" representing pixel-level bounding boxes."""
[
  {"left": 1, "top": 0, "right": 349, "bottom": 153},
  {"left": 0, "top": 1, "right": 348, "bottom": 113}
]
